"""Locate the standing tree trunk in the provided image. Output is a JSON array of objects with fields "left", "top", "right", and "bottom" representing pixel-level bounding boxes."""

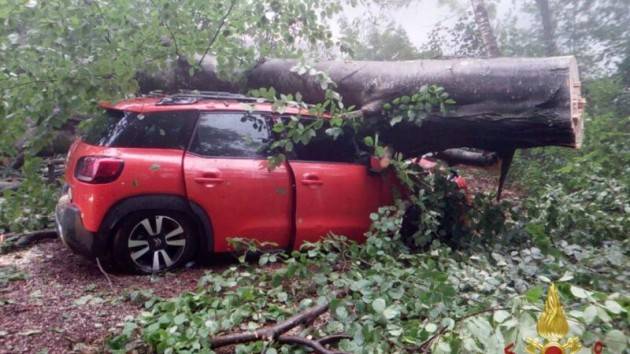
[
  {"left": 535, "top": 0, "right": 558, "bottom": 56},
  {"left": 470, "top": 0, "right": 501, "bottom": 57}
]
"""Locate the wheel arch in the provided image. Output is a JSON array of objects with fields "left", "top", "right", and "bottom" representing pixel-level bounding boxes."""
[{"left": 99, "top": 194, "right": 214, "bottom": 256}]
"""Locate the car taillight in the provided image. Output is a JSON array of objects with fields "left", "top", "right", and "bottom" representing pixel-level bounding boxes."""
[{"left": 75, "top": 156, "right": 124, "bottom": 183}]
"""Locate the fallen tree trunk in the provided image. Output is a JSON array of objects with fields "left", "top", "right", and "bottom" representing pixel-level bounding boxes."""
[
  {"left": 433, "top": 149, "right": 498, "bottom": 167},
  {"left": 138, "top": 56, "right": 584, "bottom": 156}
]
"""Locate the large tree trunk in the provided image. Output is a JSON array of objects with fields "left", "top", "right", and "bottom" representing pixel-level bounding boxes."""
[
  {"left": 535, "top": 0, "right": 558, "bottom": 56},
  {"left": 138, "top": 55, "right": 584, "bottom": 155},
  {"left": 470, "top": 0, "right": 500, "bottom": 57},
  {"left": 247, "top": 57, "right": 583, "bottom": 153}
]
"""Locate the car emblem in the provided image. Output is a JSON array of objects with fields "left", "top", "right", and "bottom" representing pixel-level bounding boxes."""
[{"left": 152, "top": 238, "right": 163, "bottom": 248}]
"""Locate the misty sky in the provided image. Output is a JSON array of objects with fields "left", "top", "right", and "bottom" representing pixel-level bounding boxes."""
[{"left": 334, "top": 0, "right": 515, "bottom": 47}]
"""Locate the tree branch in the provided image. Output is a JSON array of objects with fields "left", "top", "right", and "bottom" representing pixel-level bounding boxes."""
[
  {"left": 150, "top": 0, "right": 180, "bottom": 57},
  {"left": 197, "top": 0, "right": 237, "bottom": 67},
  {"left": 278, "top": 334, "right": 350, "bottom": 354},
  {"left": 209, "top": 291, "right": 349, "bottom": 353}
]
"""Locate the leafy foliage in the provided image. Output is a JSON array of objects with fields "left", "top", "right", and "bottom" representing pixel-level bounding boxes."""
[
  {"left": 109, "top": 209, "right": 628, "bottom": 353},
  {"left": 0, "top": 0, "right": 345, "bottom": 235},
  {"left": 0, "top": 157, "right": 59, "bottom": 233},
  {"left": 0, "top": 0, "right": 342, "bottom": 160},
  {"left": 512, "top": 77, "right": 629, "bottom": 246},
  {"left": 338, "top": 16, "right": 423, "bottom": 60},
  {"left": 382, "top": 85, "right": 455, "bottom": 127},
  {"left": 0, "top": 265, "right": 26, "bottom": 290}
]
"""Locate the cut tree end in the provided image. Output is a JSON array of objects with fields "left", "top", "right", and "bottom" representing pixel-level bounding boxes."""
[{"left": 568, "top": 56, "right": 585, "bottom": 148}]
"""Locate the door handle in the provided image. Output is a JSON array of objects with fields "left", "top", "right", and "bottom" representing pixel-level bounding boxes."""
[
  {"left": 194, "top": 170, "right": 224, "bottom": 185},
  {"left": 194, "top": 177, "right": 224, "bottom": 184},
  {"left": 301, "top": 173, "right": 323, "bottom": 186}
]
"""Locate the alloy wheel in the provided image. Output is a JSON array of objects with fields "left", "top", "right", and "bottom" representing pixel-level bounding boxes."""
[{"left": 127, "top": 215, "right": 187, "bottom": 272}]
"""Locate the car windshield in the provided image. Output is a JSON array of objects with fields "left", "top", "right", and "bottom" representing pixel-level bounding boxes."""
[{"left": 81, "top": 110, "right": 197, "bottom": 149}]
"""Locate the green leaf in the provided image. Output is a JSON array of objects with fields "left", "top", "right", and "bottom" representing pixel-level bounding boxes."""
[
  {"left": 434, "top": 341, "right": 451, "bottom": 353},
  {"left": 570, "top": 285, "right": 589, "bottom": 299},
  {"left": 466, "top": 317, "right": 492, "bottom": 342},
  {"left": 604, "top": 330, "right": 627, "bottom": 353},
  {"left": 390, "top": 115, "right": 403, "bottom": 126},
  {"left": 493, "top": 310, "right": 510, "bottom": 323},
  {"left": 173, "top": 313, "right": 186, "bottom": 325},
  {"left": 372, "top": 298, "right": 386, "bottom": 313},
  {"left": 335, "top": 306, "right": 348, "bottom": 320},
  {"left": 583, "top": 305, "right": 598, "bottom": 324},
  {"left": 383, "top": 306, "right": 399, "bottom": 320},
  {"left": 425, "top": 323, "right": 437, "bottom": 333},
  {"left": 604, "top": 300, "right": 624, "bottom": 314},
  {"left": 526, "top": 286, "right": 543, "bottom": 302}
]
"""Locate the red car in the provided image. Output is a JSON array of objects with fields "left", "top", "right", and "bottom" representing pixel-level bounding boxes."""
[{"left": 56, "top": 91, "right": 462, "bottom": 273}]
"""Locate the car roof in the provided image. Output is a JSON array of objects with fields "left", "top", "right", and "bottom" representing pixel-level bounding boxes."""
[{"left": 99, "top": 92, "right": 316, "bottom": 116}]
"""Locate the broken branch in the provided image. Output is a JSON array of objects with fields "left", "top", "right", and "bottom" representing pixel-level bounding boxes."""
[{"left": 209, "top": 291, "right": 349, "bottom": 353}]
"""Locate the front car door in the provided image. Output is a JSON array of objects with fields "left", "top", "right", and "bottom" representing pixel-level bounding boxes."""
[
  {"left": 287, "top": 122, "right": 395, "bottom": 248},
  {"left": 183, "top": 112, "right": 292, "bottom": 252}
]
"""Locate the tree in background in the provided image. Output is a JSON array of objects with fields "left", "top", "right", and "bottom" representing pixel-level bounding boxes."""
[
  {"left": 534, "top": 0, "right": 557, "bottom": 55},
  {"left": 0, "top": 0, "right": 342, "bottom": 162},
  {"left": 338, "top": 17, "right": 422, "bottom": 60},
  {"left": 469, "top": 0, "right": 500, "bottom": 56}
]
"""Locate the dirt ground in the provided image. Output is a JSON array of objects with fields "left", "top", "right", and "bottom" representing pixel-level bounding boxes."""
[{"left": 0, "top": 239, "right": 225, "bottom": 354}]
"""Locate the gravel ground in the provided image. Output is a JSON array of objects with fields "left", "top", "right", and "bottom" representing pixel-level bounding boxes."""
[{"left": 0, "top": 238, "right": 221, "bottom": 354}]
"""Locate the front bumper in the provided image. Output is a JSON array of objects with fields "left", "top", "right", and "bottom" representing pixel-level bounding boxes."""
[{"left": 55, "top": 194, "right": 107, "bottom": 259}]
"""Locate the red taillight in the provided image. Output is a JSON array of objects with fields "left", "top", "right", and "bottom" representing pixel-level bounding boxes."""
[{"left": 75, "top": 156, "right": 124, "bottom": 183}]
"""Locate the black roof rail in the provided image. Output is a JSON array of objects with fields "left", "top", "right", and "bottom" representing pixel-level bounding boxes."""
[{"left": 156, "top": 90, "right": 265, "bottom": 105}]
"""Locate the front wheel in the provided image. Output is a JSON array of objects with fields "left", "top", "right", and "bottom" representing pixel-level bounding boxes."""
[{"left": 113, "top": 211, "right": 197, "bottom": 274}]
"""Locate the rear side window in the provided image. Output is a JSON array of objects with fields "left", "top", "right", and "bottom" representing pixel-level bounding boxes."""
[
  {"left": 289, "top": 118, "right": 360, "bottom": 163},
  {"left": 82, "top": 110, "right": 197, "bottom": 149},
  {"left": 189, "top": 112, "right": 270, "bottom": 158}
]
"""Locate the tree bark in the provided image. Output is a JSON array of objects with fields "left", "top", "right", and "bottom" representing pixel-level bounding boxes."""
[
  {"left": 433, "top": 149, "right": 498, "bottom": 167},
  {"left": 535, "top": 0, "right": 558, "bottom": 56},
  {"left": 137, "top": 55, "right": 585, "bottom": 155},
  {"left": 247, "top": 57, "right": 584, "bottom": 153},
  {"left": 470, "top": 0, "right": 501, "bottom": 57}
]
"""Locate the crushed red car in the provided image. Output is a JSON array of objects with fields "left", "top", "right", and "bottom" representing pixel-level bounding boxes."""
[{"left": 56, "top": 91, "right": 466, "bottom": 273}]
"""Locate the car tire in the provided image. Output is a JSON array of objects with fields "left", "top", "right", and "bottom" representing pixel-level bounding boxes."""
[{"left": 112, "top": 211, "right": 197, "bottom": 274}]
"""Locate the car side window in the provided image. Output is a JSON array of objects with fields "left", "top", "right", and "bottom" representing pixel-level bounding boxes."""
[
  {"left": 83, "top": 111, "right": 197, "bottom": 149},
  {"left": 190, "top": 112, "right": 270, "bottom": 158},
  {"left": 285, "top": 117, "right": 360, "bottom": 163}
]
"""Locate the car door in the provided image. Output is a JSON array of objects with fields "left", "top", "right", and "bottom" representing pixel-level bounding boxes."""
[
  {"left": 183, "top": 112, "right": 292, "bottom": 253},
  {"left": 288, "top": 123, "right": 395, "bottom": 248}
]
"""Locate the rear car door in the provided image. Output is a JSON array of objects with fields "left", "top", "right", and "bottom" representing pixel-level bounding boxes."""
[
  {"left": 183, "top": 112, "right": 292, "bottom": 252},
  {"left": 287, "top": 123, "right": 395, "bottom": 248}
]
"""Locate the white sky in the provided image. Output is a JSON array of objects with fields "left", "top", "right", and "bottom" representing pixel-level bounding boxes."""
[{"left": 332, "top": 0, "right": 516, "bottom": 48}]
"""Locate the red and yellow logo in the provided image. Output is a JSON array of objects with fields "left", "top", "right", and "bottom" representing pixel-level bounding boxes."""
[{"left": 524, "top": 283, "right": 581, "bottom": 354}]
